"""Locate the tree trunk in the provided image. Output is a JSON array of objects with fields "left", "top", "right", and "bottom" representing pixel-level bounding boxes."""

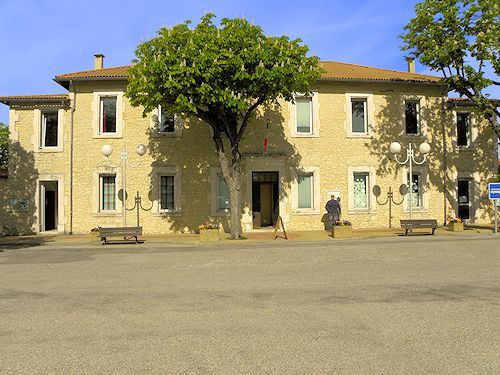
[{"left": 215, "top": 143, "right": 244, "bottom": 239}]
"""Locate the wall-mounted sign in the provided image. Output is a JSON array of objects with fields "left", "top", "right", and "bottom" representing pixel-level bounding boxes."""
[{"left": 488, "top": 183, "right": 500, "bottom": 200}]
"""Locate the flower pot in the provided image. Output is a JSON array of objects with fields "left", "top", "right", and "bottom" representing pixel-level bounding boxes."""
[
  {"left": 331, "top": 225, "right": 353, "bottom": 238},
  {"left": 199, "top": 228, "right": 220, "bottom": 242},
  {"left": 448, "top": 222, "right": 464, "bottom": 232}
]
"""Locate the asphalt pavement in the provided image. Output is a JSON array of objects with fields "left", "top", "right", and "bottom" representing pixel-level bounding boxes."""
[{"left": 0, "top": 235, "right": 499, "bottom": 374}]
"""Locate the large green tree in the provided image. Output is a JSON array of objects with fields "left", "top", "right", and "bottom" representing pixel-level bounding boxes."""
[
  {"left": 401, "top": 0, "right": 499, "bottom": 139},
  {"left": 0, "top": 122, "right": 8, "bottom": 166},
  {"left": 126, "top": 14, "right": 321, "bottom": 239}
]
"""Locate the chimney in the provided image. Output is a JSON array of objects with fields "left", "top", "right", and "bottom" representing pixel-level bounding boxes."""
[
  {"left": 94, "top": 54, "right": 105, "bottom": 70},
  {"left": 406, "top": 58, "right": 415, "bottom": 73}
]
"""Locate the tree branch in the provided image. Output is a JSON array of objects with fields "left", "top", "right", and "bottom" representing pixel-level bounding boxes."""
[{"left": 235, "top": 96, "right": 266, "bottom": 143}]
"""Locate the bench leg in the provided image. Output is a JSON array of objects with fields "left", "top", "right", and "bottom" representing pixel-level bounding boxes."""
[{"left": 431, "top": 228, "right": 436, "bottom": 235}]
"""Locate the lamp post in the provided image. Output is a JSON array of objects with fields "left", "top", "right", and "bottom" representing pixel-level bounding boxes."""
[
  {"left": 390, "top": 141, "right": 430, "bottom": 220},
  {"left": 101, "top": 144, "right": 147, "bottom": 227}
]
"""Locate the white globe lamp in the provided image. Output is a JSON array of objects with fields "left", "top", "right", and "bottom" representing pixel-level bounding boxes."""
[
  {"left": 101, "top": 144, "right": 113, "bottom": 157},
  {"left": 135, "top": 144, "right": 147, "bottom": 157},
  {"left": 419, "top": 142, "right": 431, "bottom": 154},
  {"left": 389, "top": 142, "right": 402, "bottom": 154}
]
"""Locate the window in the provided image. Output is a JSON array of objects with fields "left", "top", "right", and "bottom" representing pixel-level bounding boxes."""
[
  {"left": 296, "top": 97, "right": 312, "bottom": 134},
  {"left": 407, "top": 173, "right": 421, "bottom": 208},
  {"left": 158, "top": 105, "right": 175, "bottom": 133},
  {"left": 297, "top": 173, "right": 313, "bottom": 209},
  {"left": 41, "top": 111, "right": 58, "bottom": 147},
  {"left": 351, "top": 98, "right": 367, "bottom": 133},
  {"left": 159, "top": 175, "right": 175, "bottom": 211},
  {"left": 100, "top": 175, "right": 116, "bottom": 211},
  {"left": 405, "top": 100, "right": 420, "bottom": 134},
  {"left": 217, "top": 174, "right": 230, "bottom": 211},
  {"left": 456, "top": 113, "right": 470, "bottom": 146},
  {"left": 353, "top": 172, "right": 369, "bottom": 209},
  {"left": 100, "top": 96, "right": 117, "bottom": 134}
]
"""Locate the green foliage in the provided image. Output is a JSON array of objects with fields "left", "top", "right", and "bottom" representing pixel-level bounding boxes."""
[
  {"left": 401, "top": 0, "right": 499, "bottom": 137},
  {"left": 0, "top": 122, "right": 8, "bottom": 166},
  {"left": 126, "top": 14, "right": 322, "bottom": 126}
]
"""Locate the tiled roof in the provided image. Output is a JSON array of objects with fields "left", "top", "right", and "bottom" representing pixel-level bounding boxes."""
[
  {"left": 53, "top": 61, "right": 442, "bottom": 86},
  {"left": 319, "top": 61, "right": 442, "bottom": 83},
  {"left": 55, "top": 66, "right": 130, "bottom": 81},
  {"left": 0, "top": 94, "right": 69, "bottom": 105}
]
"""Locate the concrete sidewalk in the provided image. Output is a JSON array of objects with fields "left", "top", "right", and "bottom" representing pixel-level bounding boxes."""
[{"left": 0, "top": 225, "right": 496, "bottom": 248}]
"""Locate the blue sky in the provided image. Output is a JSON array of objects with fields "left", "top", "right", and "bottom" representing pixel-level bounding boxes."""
[{"left": 0, "top": 0, "right": 498, "bottom": 124}]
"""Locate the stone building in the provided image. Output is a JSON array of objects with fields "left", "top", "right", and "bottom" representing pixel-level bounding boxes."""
[{"left": 0, "top": 55, "right": 497, "bottom": 235}]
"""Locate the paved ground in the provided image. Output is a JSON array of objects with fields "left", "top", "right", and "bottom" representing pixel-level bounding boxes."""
[{"left": 0, "top": 236, "right": 499, "bottom": 374}]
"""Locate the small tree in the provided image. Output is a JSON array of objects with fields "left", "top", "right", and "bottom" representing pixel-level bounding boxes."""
[
  {"left": 401, "top": 0, "right": 499, "bottom": 139},
  {"left": 126, "top": 14, "right": 321, "bottom": 239},
  {"left": 0, "top": 122, "right": 8, "bottom": 166}
]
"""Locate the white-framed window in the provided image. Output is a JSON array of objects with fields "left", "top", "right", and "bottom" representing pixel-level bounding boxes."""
[
  {"left": 297, "top": 172, "right": 314, "bottom": 209},
  {"left": 100, "top": 174, "right": 116, "bottom": 211},
  {"left": 99, "top": 96, "right": 117, "bottom": 134},
  {"left": 158, "top": 105, "right": 175, "bottom": 133},
  {"left": 289, "top": 92, "right": 320, "bottom": 137},
  {"left": 347, "top": 166, "right": 376, "bottom": 214},
  {"left": 345, "top": 93, "right": 373, "bottom": 137},
  {"left": 217, "top": 174, "right": 230, "bottom": 212},
  {"left": 292, "top": 167, "right": 320, "bottom": 214},
  {"left": 153, "top": 167, "right": 182, "bottom": 214},
  {"left": 159, "top": 175, "right": 175, "bottom": 211},
  {"left": 456, "top": 112, "right": 471, "bottom": 147},
  {"left": 40, "top": 111, "right": 58, "bottom": 148},
  {"left": 404, "top": 100, "right": 420, "bottom": 135},
  {"left": 402, "top": 166, "right": 428, "bottom": 212},
  {"left": 92, "top": 91, "right": 123, "bottom": 138},
  {"left": 351, "top": 98, "right": 367, "bottom": 134},
  {"left": 353, "top": 172, "right": 369, "bottom": 209},
  {"left": 406, "top": 172, "right": 422, "bottom": 208},
  {"left": 296, "top": 97, "right": 313, "bottom": 134}
]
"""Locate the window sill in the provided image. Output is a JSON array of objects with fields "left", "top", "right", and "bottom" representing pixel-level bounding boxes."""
[
  {"left": 94, "top": 212, "right": 122, "bottom": 217},
  {"left": 35, "top": 147, "right": 63, "bottom": 153},
  {"left": 402, "top": 134, "right": 425, "bottom": 138},
  {"left": 93, "top": 133, "right": 122, "bottom": 139},
  {"left": 403, "top": 209, "right": 428, "bottom": 213},
  {"left": 290, "top": 133, "right": 319, "bottom": 138},
  {"left": 346, "top": 133, "right": 371, "bottom": 139},
  {"left": 456, "top": 145, "right": 476, "bottom": 151},
  {"left": 151, "top": 131, "right": 182, "bottom": 138},
  {"left": 212, "top": 210, "right": 230, "bottom": 217},
  {"left": 292, "top": 210, "right": 320, "bottom": 215},
  {"left": 153, "top": 211, "right": 182, "bottom": 217}
]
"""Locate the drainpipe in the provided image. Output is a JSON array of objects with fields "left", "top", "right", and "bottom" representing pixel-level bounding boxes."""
[
  {"left": 69, "top": 80, "right": 75, "bottom": 234},
  {"left": 441, "top": 88, "right": 447, "bottom": 226}
]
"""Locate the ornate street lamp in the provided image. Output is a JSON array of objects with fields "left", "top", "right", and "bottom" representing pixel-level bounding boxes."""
[
  {"left": 101, "top": 144, "right": 147, "bottom": 227},
  {"left": 390, "top": 141, "right": 430, "bottom": 220}
]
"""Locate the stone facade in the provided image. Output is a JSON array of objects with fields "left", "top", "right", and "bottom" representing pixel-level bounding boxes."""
[{"left": 0, "top": 63, "right": 497, "bottom": 235}]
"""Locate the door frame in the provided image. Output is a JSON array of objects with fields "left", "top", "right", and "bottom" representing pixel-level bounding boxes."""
[{"left": 36, "top": 174, "right": 65, "bottom": 233}]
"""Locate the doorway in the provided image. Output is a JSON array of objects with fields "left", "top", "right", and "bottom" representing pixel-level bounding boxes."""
[
  {"left": 457, "top": 179, "right": 473, "bottom": 221},
  {"left": 40, "top": 181, "right": 58, "bottom": 231},
  {"left": 252, "top": 172, "right": 279, "bottom": 228}
]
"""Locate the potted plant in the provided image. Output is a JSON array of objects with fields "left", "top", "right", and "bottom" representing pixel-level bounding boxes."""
[
  {"left": 448, "top": 217, "right": 464, "bottom": 232},
  {"left": 331, "top": 220, "right": 353, "bottom": 238},
  {"left": 198, "top": 222, "right": 221, "bottom": 242}
]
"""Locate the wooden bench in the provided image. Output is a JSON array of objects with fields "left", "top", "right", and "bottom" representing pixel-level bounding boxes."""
[
  {"left": 98, "top": 226, "right": 143, "bottom": 244},
  {"left": 400, "top": 220, "right": 438, "bottom": 236}
]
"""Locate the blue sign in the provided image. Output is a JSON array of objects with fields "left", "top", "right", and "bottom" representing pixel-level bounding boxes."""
[{"left": 489, "top": 183, "right": 500, "bottom": 200}]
